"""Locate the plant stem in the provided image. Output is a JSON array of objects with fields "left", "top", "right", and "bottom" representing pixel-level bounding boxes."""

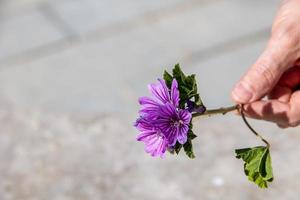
[
  {"left": 192, "top": 105, "right": 238, "bottom": 118},
  {"left": 239, "top": 105, "right": 270, "bottom": 148},
  {"left": 192, "top": 104, "right": 270, "bottom": 148}
]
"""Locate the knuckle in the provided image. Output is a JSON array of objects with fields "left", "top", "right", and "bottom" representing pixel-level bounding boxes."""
[
  {"left": 272, "top": 22, "right": 299, "bottom": 49},
  {"left": 287, "top": 119, "right": 300, "bottom": 127},
  {"left": 286, "top": 114, "right": 300, "bottom": 127},
  {"left": 286, "top": 106, "right": 300, "bottom": 127},
  {"left": 254, "top": 61, "right": 276, "bottom": 89},
  {"left": 288, "top": 122, "right": 300, "bottom": 127},
  {"left": 282, "top": 33, "right": 298, "bottom": 49},
  {"left": 277, "top": 123, "right": 288, "bottom": 129}
]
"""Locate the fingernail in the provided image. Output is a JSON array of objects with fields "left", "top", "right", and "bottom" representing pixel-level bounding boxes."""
[{"left": 232, "top": 82, "right": 253, "bottom": 103}]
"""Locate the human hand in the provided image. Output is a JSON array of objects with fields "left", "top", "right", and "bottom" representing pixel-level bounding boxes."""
[{"left": 231, "top": 0, "right": 300, "bottom": 128}]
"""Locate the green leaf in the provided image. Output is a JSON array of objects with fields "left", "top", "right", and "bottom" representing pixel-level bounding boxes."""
[
  {"left": 235, "top": 146, "right": 273, "bottom": 188},
  {"left": 163, "top": 70, "right": 173, "bottom": 88},
  {"left": 187, "top": 127, "right": 197, "bottom": 140},
  {"left": 171, "top": 130, "right": 197, "bottom": 158},
  {"left": 182, "top": 129, "right": 197, "bottom": 159},
  {"left": 183, "top": 139, "right": 195, "bottom": 159},
  {"left": 188, "top": 131, "right": 197, "bottom": 140},
  {"left": 174, "top": 142, "right": 183, "bottom": 154},
  {"left": 172, "top": 63, "right": 186, "bottom": 85},
  {"left": 194, "top": 94, "right": 203, "bottom": 107},
  {"left": 170, "top": 63, "right": 204, "bottom": 109}
]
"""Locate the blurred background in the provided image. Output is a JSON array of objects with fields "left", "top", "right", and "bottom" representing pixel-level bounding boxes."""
[{"left": 0, "top": 0, "right": 300, "bottom": 199}]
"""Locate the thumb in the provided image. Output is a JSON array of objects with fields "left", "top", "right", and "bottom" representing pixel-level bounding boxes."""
[{"left": 231, "top": 37, "right": 295, "bottom": 104}]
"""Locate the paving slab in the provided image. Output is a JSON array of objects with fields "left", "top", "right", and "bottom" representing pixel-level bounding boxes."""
[
  {"left": 0, "top": 0, "right": 280, "bottom": 114},
  {"left": 0, "top": 38, "right": 264, "bottom": 114},
  {"left": 46, "top": 0, "right": 186, "bottom": 35},
  {"left": 46, "top": 0, "right": 280, "bottom": 40},
  {"left": 143, "top": 0, "right": 279, "bottom": 55},
  {"left": 0, "top": 0, "right": 45, "bottom": 12},
  {"left": 0, "top": 8, "right": 64, "bottom": 60}
]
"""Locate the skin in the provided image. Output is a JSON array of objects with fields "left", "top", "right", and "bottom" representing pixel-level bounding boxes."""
[{"left": 231, "top": 0, "right": 300, "bottom": 128}]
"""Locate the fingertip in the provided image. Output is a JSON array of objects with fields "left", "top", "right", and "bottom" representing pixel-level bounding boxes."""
[
  {"left": 231, "top": 82, "right": 253, "bottom": 104},
  {"left": 277, "top": 123, "right": 289, "bottom": 129},
  {"left": 240, "top": 103, "right": 258, "bottom": 118}
]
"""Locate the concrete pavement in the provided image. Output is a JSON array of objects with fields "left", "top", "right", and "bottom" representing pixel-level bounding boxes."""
[{"left": 1, "top": 0, "right": 300, "bottom": 199}]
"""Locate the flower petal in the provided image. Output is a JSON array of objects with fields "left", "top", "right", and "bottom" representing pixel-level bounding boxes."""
[
  {"left": 148, "top": 79, "right": 170, "bottom": 104},
  {"left": 135, "top": 117, "right": 169, "bottom": 158},
  {"left": 136, "top": 130, "right": 157, "bottom": 141},
  {"left": 166, "top": 126, "right": 179, "bottom": 146},
  {"left": 138, "top": 96, "right": 160, "bottom": 107},
  {"left": 177, "top": 125, "right": 189, "bottom": 144},
  {"left": 178, "top": 109, "right": 192, "bottom": 124},
  {"left": 171, "top": 79, "right": 180, "bottom": 107},
  {"left": 144, "top": 134, "right": 168, "bottom": 157},
  {"left": 135, "top": 117, "right": 153, "bottom": 132},
  {"left": 159, "top": 102, "right": 176, "bottom": 118}
]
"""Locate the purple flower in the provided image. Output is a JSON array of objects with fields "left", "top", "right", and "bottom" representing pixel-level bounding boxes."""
[
  {"left": 135, "top": 117, "right": 168, "bottom": 158},
  {"left": 138, "top": 79, "right": 179, "bottom": 116},
  {"left": 135, "top": 79, "right": 192, "bottom": 158},
  {"left": 187, "top": 100, "right": 206, "bottom": 113},
  {"left": 157, "top": 103, "right": 191, "bottom": 145}
]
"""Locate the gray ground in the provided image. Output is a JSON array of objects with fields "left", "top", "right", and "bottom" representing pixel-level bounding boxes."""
[{"left": 0, "top": 0, "right": 300, "bottom": 199}]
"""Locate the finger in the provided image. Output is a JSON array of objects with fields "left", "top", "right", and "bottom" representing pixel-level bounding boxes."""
[
  {"left": 277, "top": 123, "right": 289, "bottom": 129},
  {"left": 242, "top": 100, "right": 291, "bottom": 125},
  {"left": 232, "top": 31, "right": 297, "bottom": 104},
  {"left": 295, "top": 58, "right": 300, "bottom": 66},
  {"left": 268, "top": 85, "right": 292, "bottom": 102},
  {"left": 287, "top": 90, "right": 300, "bottom": 126},
  {"left": 277, "top": 66, "right": 300, "bottom": 89}
]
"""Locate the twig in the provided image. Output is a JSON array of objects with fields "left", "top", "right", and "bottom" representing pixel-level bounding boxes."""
[
  {"left": 239, "top": 104, "right": 270, "bottom": 148},
  {"left": 192, "top": 105, "right": 238, "bottom": 118}
]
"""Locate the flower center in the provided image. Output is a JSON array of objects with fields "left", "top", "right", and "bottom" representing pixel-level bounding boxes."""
[{"left": 172, "top": 119, "right": 184, "bottom": 127}]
